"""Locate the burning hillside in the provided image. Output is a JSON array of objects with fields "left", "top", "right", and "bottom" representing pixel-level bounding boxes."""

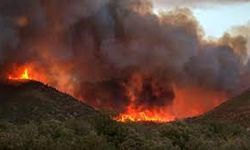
[
  {"left": 7, "top": 66, "right": 227, "bottom": 122},
  {"left": 1, "top": 0, "right": 250, "bottom": 122}
]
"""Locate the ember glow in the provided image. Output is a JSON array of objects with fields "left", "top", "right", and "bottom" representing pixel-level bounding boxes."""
[
  {"left": 6, "top": 65, "right": 227, "bottom": 123},
  {"left": 8, "top": 66, "right": 32, "bottom": 80},
  {"left": 8, "top": 68, "right": 30, "bottom": 80},
  {"left": 115, "top": 96, "right": 176, "bottom": 122},
  {"left": 115, "top": 83, "right": 226, "bottom": 122},
  {"left": 1, "top": 0, "right": 250, "bottom": 123},
  {"left": 7, "top": 64, "right": 48, "bottom": 84}
]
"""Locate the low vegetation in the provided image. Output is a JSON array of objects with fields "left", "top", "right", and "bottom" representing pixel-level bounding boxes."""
[
  {"left": 0, "top": 117, "right": 250, "bottom": 150},
  {"left": 0, "top": 81, "right": 250, "bottom": 149}
]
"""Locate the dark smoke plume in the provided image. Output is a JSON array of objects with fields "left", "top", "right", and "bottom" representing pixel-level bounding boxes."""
[
  {"left": 154, "top": 0, "right": 250, "bottom": 7},
  {"left": 0, "top": 0, "right": 249, "bottom": 112}
]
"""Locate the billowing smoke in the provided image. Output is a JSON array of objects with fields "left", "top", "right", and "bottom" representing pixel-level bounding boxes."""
[
  {"left": 154, "top": 0, "right": 250, "bottom": 7},
  {"left": 231, "top": 23, "right": 250, "bottom": 56},
  {"left": 0, "top": 0, "right": 249, "bottom": 118}
]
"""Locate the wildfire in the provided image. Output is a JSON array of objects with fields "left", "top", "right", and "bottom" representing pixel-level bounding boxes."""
[
  {"left": 115, "top": 88, "right": 226, "bottom": 123},
  {"left": 7, "top": 64, "right": 75, "bottom": 98},
  {"left": 115, "top": 108, "right": 176, "bottom": 123},
  {"left": 8, "top": 68, "right": 31, "bottom": 80},
  {"left": 20, "top": 68, "right": 30, "bottom": 80},
  {"left": 7, "top": 64, "right": 47, "bottom": 83},
  {"left": 114, "top": 74, "right": 226, "bottom": 123},
  {"left": 7, "top": 65, "right": 227, "bottom": 123}
]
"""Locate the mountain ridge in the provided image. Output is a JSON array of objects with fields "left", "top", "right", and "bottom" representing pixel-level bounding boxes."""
[
  {"left": 0, "top": 80, "right": 99, "bottom": 123},
  {"left": 0, "top": 80, "right": 250, "bottom": 149}
]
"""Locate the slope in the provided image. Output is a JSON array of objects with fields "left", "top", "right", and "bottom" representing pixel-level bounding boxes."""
[
  {"left": 0, "top": 80, "right": 99, "bottom": 123},
  {"left": 193, "top": 89, "right": 250, "bottom": 127}
]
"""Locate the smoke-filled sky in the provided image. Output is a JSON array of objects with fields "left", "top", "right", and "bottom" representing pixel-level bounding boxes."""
[
  {"left": 154, "top": 0, "right": 250, "bottom": 7},
  {"left": 0, "top": 0, "right": 250, "bottom": 117},
  {"left": 154, "top": 1, "right": 250, "bottom": 38}
]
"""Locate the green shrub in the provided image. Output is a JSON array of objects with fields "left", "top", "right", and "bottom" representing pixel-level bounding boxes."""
[{"left": 0, "top": 118, "right": 250, "bottom": 150}]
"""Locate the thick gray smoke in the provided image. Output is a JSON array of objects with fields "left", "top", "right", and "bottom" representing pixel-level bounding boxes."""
[
  {"left": 0, "top": 0, "right": 249, "bottom": 111},
  {"left": 154, "top": 0, "right": 250, "bottom": 7}
]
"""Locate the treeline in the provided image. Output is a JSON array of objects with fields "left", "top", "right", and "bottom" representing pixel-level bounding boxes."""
[{"left": 0, "top": 115, "right": 249, "bottom": 150}]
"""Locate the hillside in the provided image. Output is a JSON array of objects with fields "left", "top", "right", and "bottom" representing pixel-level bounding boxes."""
[
  {"left": 0, "top": 80, "right": 99, "bottom": 123},
  {"left": 193, "top": 90, "right": 250, "bottom": 127},
  {"left": 0, "top": 80, "right": 249, "bottom": 150}
]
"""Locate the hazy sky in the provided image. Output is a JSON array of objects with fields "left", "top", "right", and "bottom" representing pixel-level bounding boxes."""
[{"left": 153, "top": 1, "right": 250, "bottom": 38}]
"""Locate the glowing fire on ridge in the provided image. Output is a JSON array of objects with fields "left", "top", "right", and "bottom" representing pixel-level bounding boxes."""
[
  {"left": 8, "top": 68, "right": 31, "bottom": 80},
  {"left": 7, "top": 64, "right": 48, "bottom": 83},
  {"left": 7, "top": 65, "right": 227, "bottom": 123},
  {"left": 21, "top": 69, "right": 30, "bottom": 80},
  {"left": 115, "top": 108, "right": 176, "bottom": 123},
  {"left": 114, "top": 87, "right": 226, "bottom": 123}
]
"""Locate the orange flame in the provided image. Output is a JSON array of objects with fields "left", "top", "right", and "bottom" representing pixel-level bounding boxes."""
[
  {"left": 115, "top": 74, "right": 227, "bottom": 123},
  {"left": 20, "top": 68, "right": 30, "bottom": 79},
  {"left": 115, "top": 86, "right": 226, "bottom": 123},
  {"left": 7, "top": 65, "right": 227, "bottom": 123},
  {"left": 115, "top": 107, "right": 176, "bottom": 123},
  {"left": 8, "top": 68, "right": 30, "bottom": 80},
  {"left": 7, "top": 64, "right": 47, "bottom": 83},
  {"left": 7, "top": 64, "right": 75, "bottom": 98}
]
